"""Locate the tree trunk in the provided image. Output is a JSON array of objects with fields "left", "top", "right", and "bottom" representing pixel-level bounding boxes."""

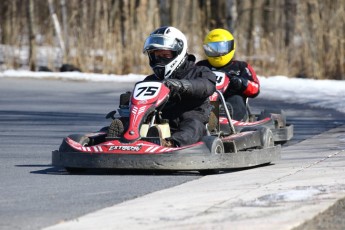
[
  {"left": 226, "top": 0, "right": 237, "bottom": 32},
  {"left": 60, "top": 0, "right": 69, "bottom": 60},
  {"left": 48, "top": 0, "right": 66, "bottom": 62},
  {"left": 159, "top": 0, "right": 170, "bottom": 25},
  {"left": 27, "top": 0, "right": 36, "bottom": 71},
  {"left": 284, "top": 0, "right": 296, "bottom": 47},
  {"left": 246, "top": 0, "right": 255, "bottom": 55}
]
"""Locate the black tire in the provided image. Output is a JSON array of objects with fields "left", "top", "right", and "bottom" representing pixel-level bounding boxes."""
[
  {"left": 258, "top": 109, "right": 287, "bottom": 127},
  {"left": 199, "top": 136, "right": 224, "bottom": 175},
  {"left": 259, "top": 127, "right": 274, "bottom": 148},
  {"left": 240, "top": 126, "right": 274, "bottom": 148},
  {"left": 58, "top": 134, "right": 90, "bottom": 173},
  {"left": 202, "top": 136, "right": 224, "bottom": 154},
  {"left": 59, "top": 134, "right": 90, "bottom": 152}
]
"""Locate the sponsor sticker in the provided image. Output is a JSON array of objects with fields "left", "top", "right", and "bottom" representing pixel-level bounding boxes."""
[{"left": 108, "top": 145, "right": 142, "bottom": 151}]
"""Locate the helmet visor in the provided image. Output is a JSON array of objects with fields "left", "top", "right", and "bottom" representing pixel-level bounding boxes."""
[
  {"left": 203, "top": 40, "right": 234, "bottom": 57},
  {"left": 143, "top": 35, "right": 182, "bottom": 53}
]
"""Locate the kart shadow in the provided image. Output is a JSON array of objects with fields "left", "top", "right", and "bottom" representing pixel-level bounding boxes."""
[
  {"left": 16, "top": 164, "right": 71, "bottom": 175},
  {"left": 20, "top": 164, "right": 201, "bottom": 176},
  {"left": 18, "top": 163, "right": 272, "bottom": 176}
]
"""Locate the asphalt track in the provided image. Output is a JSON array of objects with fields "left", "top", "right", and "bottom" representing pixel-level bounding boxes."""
[{"left": 0, "top": 78, "right": 344, "bottom": 230}]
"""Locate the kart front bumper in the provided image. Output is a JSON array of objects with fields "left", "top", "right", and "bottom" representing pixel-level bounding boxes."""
[{"left": 52, "top": 145, "right": 281, "bottom": 171}]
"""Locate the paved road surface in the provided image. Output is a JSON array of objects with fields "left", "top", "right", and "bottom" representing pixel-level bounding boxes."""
[{"left": 0, "top": 78, "right": 344, "bottom": 230}]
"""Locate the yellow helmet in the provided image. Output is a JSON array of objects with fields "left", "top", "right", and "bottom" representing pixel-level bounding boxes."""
[{"left": 203, "top": 28, "right": 236, "bottom": 67}]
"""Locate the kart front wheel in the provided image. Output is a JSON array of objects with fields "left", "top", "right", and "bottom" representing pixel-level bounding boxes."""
[
  {"left": 199, "top": 136, "right": 224, "bottom": 175},
  {"left": 58, "top": 134, "right": 90, "bottom": 173},
  {"left": 59, "top": 134, "right": 90, "bottom": 152}
]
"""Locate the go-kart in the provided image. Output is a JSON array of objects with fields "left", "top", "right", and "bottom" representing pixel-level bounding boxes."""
[{"left": 52, "top": 80, "right": 284, "bottom": 174}]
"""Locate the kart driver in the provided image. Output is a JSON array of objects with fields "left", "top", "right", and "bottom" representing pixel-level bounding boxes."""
[
  {"left": 197, "top": 28, "right": 260, "bottom": 121},
  {"left": 143, "top": 26, "right": 217, "bottom": 147}
]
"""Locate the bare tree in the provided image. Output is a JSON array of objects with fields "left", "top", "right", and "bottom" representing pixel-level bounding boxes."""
[
  {"left": 48, "top": 0, "right": 66, "bottom": 62},
  {"left": 27, "top": 0, "right": 36, "bottom": 71},
  {"left": 226, "top": 0, "right": 237, "bottom": 32},
  {"left": 284, "top": 0, "right": 296, "bottom": 47},
  {"left": 0, "top": 0, "right": 344, "bottom": 79},
  {"left": 60, "top": 0, "right": 69, "bottom": 60},
  {"left": 158, "top": 0, "right": 170, "bottom": 26}
]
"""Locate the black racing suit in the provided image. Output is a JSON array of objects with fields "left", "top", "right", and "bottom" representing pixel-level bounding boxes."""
[
  {"left": 196, "top": 60, "right": 260, "bottom": 121},
  {"left": 144, "top": 55, "right": 217, "bottom": 146}
]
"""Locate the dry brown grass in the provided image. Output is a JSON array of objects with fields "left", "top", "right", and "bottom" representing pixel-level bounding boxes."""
[{"left": 0, "top": 0, "right": 343, "bottom": 79}]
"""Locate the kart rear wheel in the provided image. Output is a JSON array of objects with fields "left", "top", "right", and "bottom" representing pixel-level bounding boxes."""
[
  {"left": 199, "top": 136, "right": 224, "bottom": 175},
  {"left": 260, "top": 127, "right": 274, "bottom": 148},
  {"left": 258, "top": 109, "right": 287, "bottom": 127},
  {"left": 240, "top": 126, "right": 274, "bottom": 148},
  {"left": 203, "top": 136, "right": 224, "bottom": 154}
]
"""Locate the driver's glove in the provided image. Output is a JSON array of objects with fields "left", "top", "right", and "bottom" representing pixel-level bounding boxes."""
[
  {"left": 163, "top": 79, "right": 192, "bottom": 97},
  {"left": 229, "top": 75, "right": 247, "bottom": 92}
]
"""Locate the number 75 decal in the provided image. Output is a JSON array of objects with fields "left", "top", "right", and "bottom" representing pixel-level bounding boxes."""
[
  {"left": 133, "top": 82, "right": 162, "bottom": 100},
  {"left": 135, "top": 86, "right": 159, "bottom": 97}
]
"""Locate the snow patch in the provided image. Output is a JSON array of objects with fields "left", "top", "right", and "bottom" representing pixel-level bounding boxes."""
[{"left": 0, "top": 70, "right": 344, "bottom": 114}]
